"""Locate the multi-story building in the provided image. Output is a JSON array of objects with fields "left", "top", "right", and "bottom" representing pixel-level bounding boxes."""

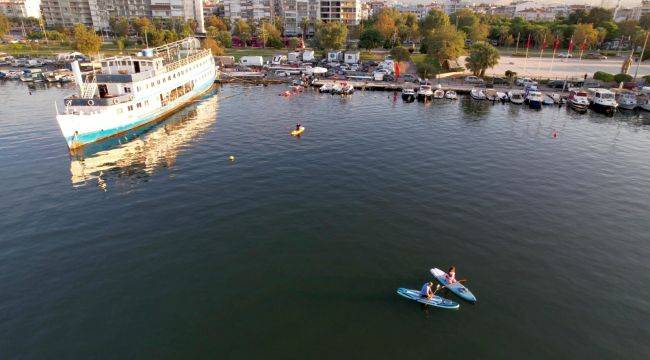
[
  {"left": 279, "top": 0, "right": 319, "bottom": 36},
  {"left": 41, "top": 0, "right": 203, "bottom": 30},
  {"left": 320, "top": 0, "right": 361, "bottom": 25},
  {"left": 222, "top": 0, "right": 275, "bottom": 23},
  {"left": 0, "top": 0, "right": 41, "bottom": 18}
]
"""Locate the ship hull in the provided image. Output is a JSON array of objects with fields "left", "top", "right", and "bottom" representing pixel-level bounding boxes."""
[{"left": 57, "top": 75, "right": 215, "bottom": 150}]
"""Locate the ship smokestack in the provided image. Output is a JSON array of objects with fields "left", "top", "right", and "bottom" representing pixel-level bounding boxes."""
[
  {"left": 195, "top": 0, "right": 205, "bottom": 34},
  {"left": 71, "top": 60, "right": 84, "bottom": 94}
]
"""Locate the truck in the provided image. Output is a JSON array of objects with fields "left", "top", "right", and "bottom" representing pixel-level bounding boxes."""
[{"left": 240, "top": 56, "right": 264, "bottom": 67}]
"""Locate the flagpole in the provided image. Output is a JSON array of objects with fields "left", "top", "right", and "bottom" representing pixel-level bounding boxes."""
[
  {"left": 536, "top": 34, "right": 546, "bottom": 76},
  {"left": 549, "top": 45, "right": 557, "bottom": 74},
  {"left": 515, "top": 32, "right": 520, "bottom": 54},
  {"left": 634, "top": 31, "right": 649, "bottom": 80},
  {"left": 523, "top": 34, "right": 530, "bottom": 75}
]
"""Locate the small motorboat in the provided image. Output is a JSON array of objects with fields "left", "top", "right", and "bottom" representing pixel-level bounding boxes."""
[
  {"left": 508, "top": 90, "right": 525, "bottom": 104},
  {"left": 496, "top": 91, "right": 508, "bottom": 102},
  {"left": 542, "top": 94, "right": 555, "bottom": 105},
  {"left": 588, "top": 88, "right": 618, "bottom": 116},
  {"left": 470, "top": 88, "right": 486, "bottom": 100},
  {"left": 433, "top": 88, "right": 445, "bottom": 99},
  {"left": 526, "top": 91, "right": 544, "bottom": 109},
  {"left": 615, "top": 90, "right": 637, "bottom": 110},
  {"left": 484, "top": 89, "right": 498, "bottom": 101},
  {"left": 444, "top": 90, "right": 458, "bottom": 100},
  {"left": 637, "top": 87, "right": 650, "bottom": 111},
  {"left": 338, "top": 82, "right": 354, "bottom": 95},
  {"left": 319, "top": 83, "right": 333, "bottom": 93},
  {"left": 402, "top": 88, "right": 416, "bottom": 102},
  {"left": 417, "top": 84, "right": 433, "bottom": 101},
  {"left": 568, "top": 89, "right": 589, "bottom": 113}
]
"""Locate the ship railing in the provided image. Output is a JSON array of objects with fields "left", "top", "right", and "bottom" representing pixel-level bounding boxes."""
[{"left": 165, "top": 49, "right": 211, "bottom": 73}]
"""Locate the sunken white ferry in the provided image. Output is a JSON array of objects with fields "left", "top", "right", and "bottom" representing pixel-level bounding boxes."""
[{"left": 56, "top": 37, "right": 216, "bottom": 149}]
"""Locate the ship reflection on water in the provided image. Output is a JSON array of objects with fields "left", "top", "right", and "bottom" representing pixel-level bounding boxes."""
[{"left": 69, "top": 88, "right": 219, "bottom": 190}]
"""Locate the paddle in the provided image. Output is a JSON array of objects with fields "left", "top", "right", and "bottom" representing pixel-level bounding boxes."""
[{"left": 433, "top": 279, "right": 468, "bottom": 295}]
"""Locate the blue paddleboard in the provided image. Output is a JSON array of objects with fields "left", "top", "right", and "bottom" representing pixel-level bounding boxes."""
[
  {"left": 396, "top": 288, "right": 460, "bottom": 310},
  {"left": 431, "top": 268, "right": 477, "bottom": 302}
]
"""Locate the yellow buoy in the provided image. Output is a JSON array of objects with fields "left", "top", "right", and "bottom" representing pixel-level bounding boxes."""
[{"left": 229, "top": 155, "right": 235, "bottom": 161}]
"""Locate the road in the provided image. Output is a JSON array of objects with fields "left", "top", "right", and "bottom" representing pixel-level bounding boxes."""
[{"left": 461, "top": 55, "right": 650, "bottom": 80}]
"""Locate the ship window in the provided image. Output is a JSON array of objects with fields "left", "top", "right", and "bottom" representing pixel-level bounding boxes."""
[
  {"left": 137, "top": 102, "right": 142, "bottom": 108},
  {"left": 124, "top": 87, "right": 131, "bottom": 93},
  {"left": 145, "top": 100, "right": 149, "bottom": 106},
  {"left": 128, "top": 105, "right": 133, "bottom": 111},
  {"left": 157, "top": 80, "right": 160, "bottom": 85}
]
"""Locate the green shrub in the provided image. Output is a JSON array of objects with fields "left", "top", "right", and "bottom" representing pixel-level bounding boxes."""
[
  {"left": 643, "top": 74, "right": 650, "bottom": 83},
  {"left": 593, "top": 71, "right": 614, "bottom": 82},
  {"left": 505, "top": 70, "right": 517, "bottom": 78},
  {"left": 613, "top": 73, "right": 633, "bottom": 83},
  {"left": 511, "top": 53, "right": 527, "bottom": 57}
]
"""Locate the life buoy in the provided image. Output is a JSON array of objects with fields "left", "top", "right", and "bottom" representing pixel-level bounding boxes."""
[
  {"left": 65, "top": 100, "right": 72, "bottom": 106},
  {"left": 87, "top": 99, "right": 94, "bottom": 106}
]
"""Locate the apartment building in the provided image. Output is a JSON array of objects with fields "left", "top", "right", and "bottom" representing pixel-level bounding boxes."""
[
  {"left": 222, "top": 0, "right": 275, "bottom": 23},
  {"left": 320, "top": 0, "right": 360, "bottom": 25},
  {"left": 279, "top": 0, "right": 319, "bottom": 35},
  {"left": 0, "top": 0, "right": 41, "bottom": 18}
]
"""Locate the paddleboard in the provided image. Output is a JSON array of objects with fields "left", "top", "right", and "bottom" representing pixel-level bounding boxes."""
[
  {"left": 290, "top": 126, "right": 305, "bottom": 136},
  {"left": 431, "top": 268, "right": 477, "bottom": 302},
  {"left": 396, "top": 288, "right": 460, "bottom": 310}
]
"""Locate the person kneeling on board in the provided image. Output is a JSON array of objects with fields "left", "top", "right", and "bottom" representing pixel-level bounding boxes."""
[
  {"left": 446, "top": 266, "right": 457, "bottom": 284},
  {"left": 420, "top": 282, "right": 434, "bottom": 299}
]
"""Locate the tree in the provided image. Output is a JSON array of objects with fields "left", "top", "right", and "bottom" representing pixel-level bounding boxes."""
[
  {"left": 641, "top": 14, "right": 650, "bottom": 30},
  {"left": 300, "top": 17, "right": 311, "bottom": 41},
  {"left": 390, "top": 46, "right": 411, "bottom": 62},
  {"left": 289, "top": 37, "right": 301, "bottom": 48},
  {"left": 452, "top": 9, "right": 478, "bottom": 34},
  {"left": 206, "top": 15, "right": 228, "bottom": 31},
  {"left": 586, "top": 7, "right": 613, "bottom": 27},
  {"left": 233, "top": 19, "right": 251, "bottom": 46},
  {"left": 314, "top": 21, "right": 348, "bottom": 50},
  {"left": 618, "top": 20, "right": 640, "bottom": 39},
  {"left": 110, "top": 16, "right": 129, "bottom": 37},
  {"left": 374, "top": 9, "right": 398, "bottom": 41},
  {"left": 73, "top": 24, "right": 101, "bottom": 55},
  {"left": 465, "top": 41, "right": 500, "bottom": 76},
  {"left": 416, "top": 56, "right": 440, "bottom": 79},
  {"left": 258, "top": 21, "right": 281, "bottom": 48},
  {"left": 359, "top": 27, "right": 383, "bottom": 50},
  {"left": 567, "top": 10, "right": 589, "bottom": 25},
  {"left": 469, "top": 22, "right": 489, "bottom": 42},
  {"left": 0, "top": 14, "right": 9, "bottom": 38},
  {"left": 203, "top": 37, "right": 225, "bottom": 56},
  {"left": 419, "top": 9, "right": 450, "bottom": 36},
  {"left": 573, "top": 23, "right": 598, "bottom": 49},
  {"left": 133, "top": 17, "right": 154, "bottom": 37},
  {"left": 214, "top": 31, "right": 232, "bottom": 48},
  {"left": 424, "top": 25, "right": 465, "bottom": 63},
  {"left": 115, "top": 37, "right": 125, "bottom": 53}
]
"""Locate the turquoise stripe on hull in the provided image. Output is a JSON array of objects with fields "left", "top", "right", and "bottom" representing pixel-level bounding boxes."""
[{"left": 68, "top": 77, "right": 215, "bottom": 146}]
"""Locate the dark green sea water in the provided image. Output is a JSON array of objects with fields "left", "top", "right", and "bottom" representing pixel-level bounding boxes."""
[{"left": 1, "top": 82, "right": 649, "bottom": 359}]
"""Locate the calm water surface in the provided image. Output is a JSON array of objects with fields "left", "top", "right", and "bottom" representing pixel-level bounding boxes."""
[{"left": 1, "top": 81, "right": 649, "bottom": 359}]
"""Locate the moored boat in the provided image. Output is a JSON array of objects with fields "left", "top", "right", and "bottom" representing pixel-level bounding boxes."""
[
  {"left": 484, "top": 89, "right": 498, "bottom": 101},
  {"left": 55, "top": 37, "right": 217, "bottom": 150},
  {"left": 417, "top": 84, "right": 433, "bottom": 101},
  {"left": 319, "top": 83, "right": 333, "bottom": 93},
  {"left": 526, "top": 91, "right": 544, "bottom": 109},
  {"left": 433, "top": 88, "right": 445, "bottom": 99},
  {"left": 615, "top": 90, "right": 637, "bottom": 110},
  {"left": 542, "top": 94, "right": 555, "bottom": 105},
  {"left": 470, "top": 88, "right": 486, "bottom": 100},
  {"left": 637, "top": 87, "right": 650, "bottom": 111},
  {"left": 568, "top": 89, "right": 589, "bottom": 113},
  {"left": 588, "top": 88, "right": 617, "bottom": 116},
  {"left": 402, "top": 88, "right": 416, "bottom": 102},
  {"left": 508, "top": 90, "right": 525, "bottom": 104},
  {"left": 444, "top": 90, "right": 457, "bottom": 100}
]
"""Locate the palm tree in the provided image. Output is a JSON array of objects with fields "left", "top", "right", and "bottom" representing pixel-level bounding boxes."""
[{"left": 300, "top": 17, "right": 310, "bottom": 43}]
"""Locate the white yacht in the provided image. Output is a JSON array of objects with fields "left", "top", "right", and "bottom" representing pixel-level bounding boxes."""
[
  {"left": 615, "top": 90, "right": 637, "bottom": 110},
  {"left": 508, "top": 90, "right": 525, "bottom": 104},
  {"left": 587, "top": 88, "right": 618, "bottom": 115},
  {"left": 433, "top": 88, "right": 445, "bottom": 99},
  {"left": 444, "top": 90, "right": 458, "bottom": 100},
  {"left": 417, "top": 84, "right": 433, "bottom": 101},
  {"left": 526, "top": 91, "right": 544, "bottom": 109},
  {"left": 568, "top": 89, "right": 590, "bottom": 113},
  {"left": 55, "top": 37, "right": 216, "bottom": 150},
  {"left": 402, "top": 88, "right": 416, "bottom": 102},
  {"left": 470, "top": 88, "right": 486, "bottom": 100}
]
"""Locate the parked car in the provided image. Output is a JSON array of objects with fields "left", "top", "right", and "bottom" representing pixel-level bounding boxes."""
[
  {"left": 585, "top": 52, "right": 607, "bottom": 60},
  {"left": 401, "top": 74, "right": 422, "bottom": 83},
  {"left": 548, "top": 80, "right": 571, "bottom": 89},
  {"left": 464, "top": 76, "right": 484, "bottom": 84},
  {"left": 490, "top": 76, "right": 509, "bottom": 85},
  {"left": 515, "top": 77, "right": 538, "bottom": 87},
  {"left": 558, "top": 52, "right": 572, "bottom": 58}
]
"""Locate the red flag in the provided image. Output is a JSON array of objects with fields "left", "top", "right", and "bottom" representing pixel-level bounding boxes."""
[
  {"left": 525, "top": 34, "right": 532, "bottom": 49},
  {"left": 580, "top": 39, "right": 588, "bottom": 51},
  {"left": 552, "top": 36, "right": 560, "bottom": 51},
  {"left": 394, "top": 62, "right": 400, "bottom": 78},
  {"left": 567, "top": 36, "right": 574, "bottom": 52}
]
